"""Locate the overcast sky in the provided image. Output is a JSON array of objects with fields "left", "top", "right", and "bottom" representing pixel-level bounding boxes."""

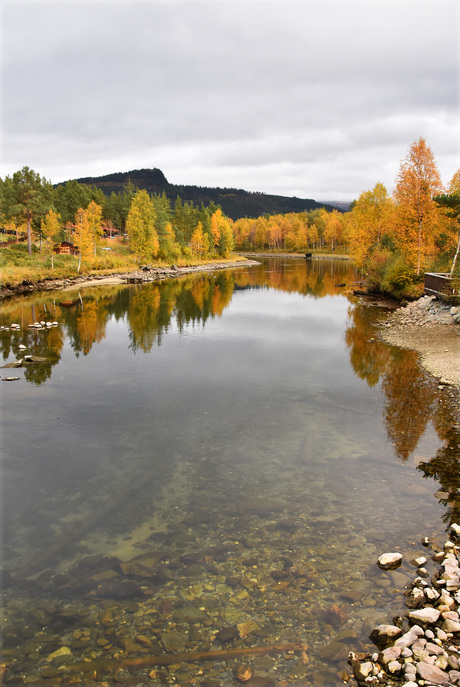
[{"left": 1, "top": 0, "right": 458, "bottom": 202}]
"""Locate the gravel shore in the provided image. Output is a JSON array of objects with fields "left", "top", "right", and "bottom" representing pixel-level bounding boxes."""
[
  {"left": 377, "top": 296, "right": 460, "bottom": 393},
  {"left": 349, "top": 527, "right": 460, "bottom": 687}
]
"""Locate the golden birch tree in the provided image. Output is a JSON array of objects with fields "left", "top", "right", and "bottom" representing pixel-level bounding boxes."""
[
  {"left": 345, "top": 183, "right": 394, "bottom": 268},
  {"left": 126, "top": 190, "right": 159, "bottom": 263},
  {"left": 40, "top": 209, "right": 61, "bottom": 268},
  {"left": 86, "top": 200, "right": 103, "bottom": 255},
  {"left": 74, "top": 207, "right": 94, "bottom": 272},
  {"left": 393, "top": 138, "right": 443, "bottom": 275}
]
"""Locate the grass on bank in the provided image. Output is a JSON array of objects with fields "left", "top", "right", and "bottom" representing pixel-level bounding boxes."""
[{"left": 0, "top": 242, "right": 249, "bottom": 289}]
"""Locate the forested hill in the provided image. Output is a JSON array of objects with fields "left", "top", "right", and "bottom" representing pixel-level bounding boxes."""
[{"left": 75, "top": 168, "right": 337, "bottom": 220}]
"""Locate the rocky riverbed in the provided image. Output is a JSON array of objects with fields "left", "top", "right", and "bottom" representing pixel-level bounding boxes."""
[{"left": 349, "top": 525, "right": 460, "bottom": 686}]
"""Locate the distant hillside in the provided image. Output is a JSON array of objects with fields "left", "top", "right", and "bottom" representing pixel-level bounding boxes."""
[
  {"left": 319, "top": 200, "right": 352, "bottom": 211},
  {"left": 75, "top": 168, "right": 339, "bottom": 220}
]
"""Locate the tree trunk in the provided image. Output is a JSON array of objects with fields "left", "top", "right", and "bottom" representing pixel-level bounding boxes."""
[
  {"left": 417, "top": 218, "right": 423, "bottom": 276},
  {"left": 27, "top": 211, "right": 32, "bottom": 255},
  {"left": 450, "top": 233, "right": 460, "bottom": 276}
]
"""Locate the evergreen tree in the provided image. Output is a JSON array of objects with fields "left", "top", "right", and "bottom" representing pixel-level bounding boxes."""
[{"left": 3, "top": 166, "right": 54, "bottom": 254}]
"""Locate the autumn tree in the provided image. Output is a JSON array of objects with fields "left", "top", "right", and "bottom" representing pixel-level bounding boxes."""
[
  {"left": 189, "top": 222, "right": 209, "bottom": 257},
  {"left": 216, "top": 212, "right": 235, "bottom": 257},
  {"left": 324, "top": 209, "right": 343, "bottom": 251},
  {"left": 345, "top": 183, "right": 394, "bottom": 268},
  {"left": 86, "top": 201, "right": 103, "bottom": 255},
  {"left": 393, "top": 138, "right": 443, "bottom": 275},
  {"left": 2, "top": 166, "right": 54, "bottom": 254},
  {"left": 434, "top": 169, "right": 460, "bottom": 275},
  {"left": 126, "top": 190, "right": 159, "bottom": 263},
  {"left": 40, "top": 209, "right": 62, "bottom": 267},
  {"left": 74, "top": 208, "right": 94, "bottom": 272}
]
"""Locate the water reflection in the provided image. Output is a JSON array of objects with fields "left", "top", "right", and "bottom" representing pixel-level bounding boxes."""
[
  {"left": 345, "top": 304, "right": 439, "bottom": 461},
  {"left": 1, "top": 258, "right": 459, "bottom": 685}
]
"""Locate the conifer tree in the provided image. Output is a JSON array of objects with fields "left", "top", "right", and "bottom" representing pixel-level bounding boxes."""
[{"left": 3, "top": 166, "right": 54, "bottom": 255}]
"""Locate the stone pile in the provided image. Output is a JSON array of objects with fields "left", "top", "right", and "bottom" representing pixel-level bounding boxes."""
[
  {"left": 382, "top": 296, "right": 460, "bottom": 329},
  {"left": 349, "top": 524, "right": 460, "bottom": 686}
]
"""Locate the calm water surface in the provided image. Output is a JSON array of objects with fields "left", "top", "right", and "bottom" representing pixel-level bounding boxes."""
[{"left": 1, "top": 258, "right": 459, "bottom": 685}]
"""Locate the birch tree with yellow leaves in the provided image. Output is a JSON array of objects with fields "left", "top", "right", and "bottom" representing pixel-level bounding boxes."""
[{"left": 393, "top": 138, "right": 443, "bottom": 275}]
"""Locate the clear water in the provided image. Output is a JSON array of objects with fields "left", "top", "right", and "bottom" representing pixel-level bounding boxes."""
[{"left": 1, "top": 258, "right": 458, "bottom": 686}]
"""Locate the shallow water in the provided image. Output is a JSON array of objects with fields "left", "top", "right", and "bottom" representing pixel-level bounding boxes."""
[{"left": 1, "top": 258, "right": 459, "bottom": 685}]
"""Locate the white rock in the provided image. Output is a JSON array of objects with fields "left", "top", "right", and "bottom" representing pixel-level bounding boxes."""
[
  {"left": 425, "top": 588, "right": 440, "bottom": 602},
  {"left": 414, "top": 557, "right": 427, "bottom": 567},
  {"left": 395, "top": 628, "right": 423, "bottom": 649},
  {"left": 416, "top": 661, "right": 450, "bottom": 684},
  {"left": 380, "top": 646, "right": 402, "bottom": 664},
  {"left": 409, "top": 607, "right": 441, "bottom": 624},
  {"left": 353, "top": 661, "right": 374, "bottom": 679},
  {"left": 451, "top": 523, "right": 460, "bottom": 537},
  {"left": 387, "top": 660, "right": 402, "bottom": 674},
  {"left": 378, "top": 552, "right": 403, "bottom": 569},
  {"left": 443, "top": 619, "right": 460, "bottom": 633}
]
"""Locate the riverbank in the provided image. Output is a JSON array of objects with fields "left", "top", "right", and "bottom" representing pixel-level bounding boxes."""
[
  {"left": 349, "top": 526, "right": 460, "bottom": 686},
  {"left": 241, "top": 251, "right": 350, "bottom": 260},
  {"left": 377, "top": 295, "right": 460, "bottom": 396},
  {"left": 0, "top": 258, "right": 260, "bottom": 299}
]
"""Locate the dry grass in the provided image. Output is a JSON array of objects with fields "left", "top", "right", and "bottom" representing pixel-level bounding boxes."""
[{"left": 0, "top": 244, "right": 248, "bottom": 288}]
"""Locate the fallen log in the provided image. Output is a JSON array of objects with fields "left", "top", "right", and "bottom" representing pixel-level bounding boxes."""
[{"left": 66, "top": 641, "right": 305, "bottom": 674}]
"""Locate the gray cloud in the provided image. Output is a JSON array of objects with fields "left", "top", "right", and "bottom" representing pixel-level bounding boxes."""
[{"left": 2, "top": 0, "right": 458, "bottom": 201}]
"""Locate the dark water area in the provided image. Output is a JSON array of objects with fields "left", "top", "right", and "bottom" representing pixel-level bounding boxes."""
[{"left": 1, "top": 258, "right": 459, "bottom": 685}]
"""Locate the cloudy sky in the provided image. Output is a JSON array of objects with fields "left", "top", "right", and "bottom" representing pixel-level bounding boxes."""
[{"left": 1, "top": 0, "right": 458, "bottom": 202}]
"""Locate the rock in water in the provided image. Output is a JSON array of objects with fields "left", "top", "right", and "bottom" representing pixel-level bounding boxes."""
[{"left": 378, "top": 552, "right": 403, "bottom": 569}]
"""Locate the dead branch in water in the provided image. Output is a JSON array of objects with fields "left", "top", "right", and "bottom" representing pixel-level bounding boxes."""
[{"left": 66, "top": 641, "right": 305, "bottom": 674}]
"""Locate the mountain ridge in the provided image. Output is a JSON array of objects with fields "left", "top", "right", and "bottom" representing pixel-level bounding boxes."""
[{"left": 74, "top": 167, "right": 340, "bottom": 220}]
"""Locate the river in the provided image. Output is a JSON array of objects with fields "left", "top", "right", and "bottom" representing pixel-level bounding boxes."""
[{"left": 1, "top": 257, "right": 458, "bottom": 685}]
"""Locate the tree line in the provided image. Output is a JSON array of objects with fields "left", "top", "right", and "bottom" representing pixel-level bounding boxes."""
[
  {"left": 0, "top": 171, "right": 235, "bottom": 268},
  {"left": 233, "top": 138, "right": 460, "bottom": 294},
  {"left": 1, "top": 137, "right": 459, "bottom": 294}
]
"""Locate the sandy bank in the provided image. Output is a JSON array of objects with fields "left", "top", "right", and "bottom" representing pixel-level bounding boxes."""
[{"left": 377, "top": 295, "right": 460, "bottom": 393}]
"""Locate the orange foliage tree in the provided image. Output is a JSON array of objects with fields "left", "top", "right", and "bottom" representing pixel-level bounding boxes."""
[
  {"left": 344, "top": 183, "right": 394, "bottom": 269},
  {"left": 393, "top": 137, "right": 443, "bottom": 275}
]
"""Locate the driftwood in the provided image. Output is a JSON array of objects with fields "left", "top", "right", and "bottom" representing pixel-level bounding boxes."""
[{"left": 66, "top": 642, "right": 305, "bottom": 674}]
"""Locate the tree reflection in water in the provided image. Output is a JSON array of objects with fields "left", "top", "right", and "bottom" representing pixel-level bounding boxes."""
[
  {"left": 1, "top": 261, "right": 458, "bottom": 528},
  {"left": 346, "top": 300, "right": 460, "bottom": 526}
]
